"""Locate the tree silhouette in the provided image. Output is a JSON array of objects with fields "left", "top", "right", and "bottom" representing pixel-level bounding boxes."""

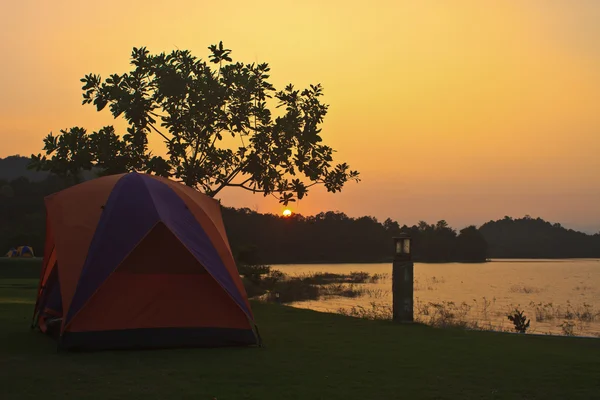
[
  {"left": 479, "top": 216, "right": 600, "bottom": 258},
  {"left": 456, "top": 226, "right": 488, "bottom": 262},
  {"left": 29, "top": 42, "right": 359, "bottom": 205}
]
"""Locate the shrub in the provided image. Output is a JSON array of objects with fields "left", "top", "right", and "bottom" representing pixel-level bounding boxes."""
[
  {"left": 507, "top": 309, "right": 530, "bottom": 333},
  {"left": 267, "top": 279, "right": 320, "bottom": 303},
  {"left": 238, "top": 264, "right": 271, "bottom": 285}
]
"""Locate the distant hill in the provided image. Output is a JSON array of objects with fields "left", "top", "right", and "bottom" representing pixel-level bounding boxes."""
[
  {"left": 0, "top": 155, "right": 97, "bottom": 182},
  {"left": 0, "top": 155, "right": 51, "bottom": 182},
  {"left": 479, "top": 216, "right": 600, "bottom": 258}
]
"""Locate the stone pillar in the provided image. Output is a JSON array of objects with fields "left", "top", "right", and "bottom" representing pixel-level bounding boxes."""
[{"left": 392, "top": 259, "right": 414, "bottom": 322}]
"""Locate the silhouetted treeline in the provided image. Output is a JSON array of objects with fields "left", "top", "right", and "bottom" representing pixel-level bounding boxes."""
[
  {"left": 222, "top": 208, "right": 487, "bottom": 263},
  {"left": 0, "top": 155, "right": 51, "bottom": 182},
  {"left": 0, "top": 155, "right": 96, "bottom": 182},
  {"left": 1, "top": 169, "right": 598, "bottom": 263},
  {"left": 479, "top": 216, "right": 600, "bottom": 258},
  {"left": 0, "top": 175, "right": 486, "bottom": 263},
  {"left": 0, "top": 175, "right": 72, "bottom": 253}
]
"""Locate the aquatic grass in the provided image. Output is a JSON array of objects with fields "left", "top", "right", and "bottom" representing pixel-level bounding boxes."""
[
  {"left": 337, "top": 302, "right": 393, "bottom": 320},
  {"left": 530, "top": 302, "right": 556, "bottom": 322},
  {"left": 529, "top": 301, "right": 600, "bottom": 324},
  {"left": 510, "top": 285, "right": 542, "bottom": 294},
  {"left": 560, "top": 320, "right": 576, "bottom": 336},
  {"left": 414, "top": 276, "right": 446, "bottom": 291},
  {"left": 348, "top": 271, "right": 369, "bottom": 283},
  {"left": 572, "top": 303, "right": 595, "bottom": 323},
  {"left": 415, "top": 300, "right": 472, "bottom": 328},
  {"left": 338, "top": 299, "right": 513, "bottom": 332},
  {"left": 296, "top": 271, "right": 382, "bottom": 285},
  {"left": 364, "top": 288, "right": 388, "bottom": 299},
  {"left": 473, "top": 296, "right": 495, "bottom": 320},
  {"left": 297, "top": 272, "right": 343, "bottom": 285},
  {"left": 368, "top": 272, "right": 388, "bottom": 283},
  {"left": 321, "top": 283, "right": 365, "bottom": 298},
  {"left": 245, "top": 270, "right": 386, "bottom": 304}
]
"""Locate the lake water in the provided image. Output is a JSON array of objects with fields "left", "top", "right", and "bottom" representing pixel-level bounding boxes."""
[{"left": 272, "top": 259, "right": 600, "bottom": 337}]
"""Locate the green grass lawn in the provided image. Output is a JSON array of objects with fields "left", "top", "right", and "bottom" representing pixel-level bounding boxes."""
[
  {"left": 1, "top": 261, "right": 599, "bottom": 399},
  {"left": 0, "top": 257, "right": 43, "bottom": 279}
]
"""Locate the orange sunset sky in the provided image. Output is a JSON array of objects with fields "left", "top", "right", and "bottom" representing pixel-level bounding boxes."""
[{"left": 1, "top": 1, "right": 599, "bottom": 232}]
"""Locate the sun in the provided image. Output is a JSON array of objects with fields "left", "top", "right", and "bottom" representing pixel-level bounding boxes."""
[{"left": 282, "top": 209, "right": 292, "bottom": 217}]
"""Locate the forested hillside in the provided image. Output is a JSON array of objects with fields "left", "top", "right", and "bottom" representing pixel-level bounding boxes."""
[
  {"left": 0, "top": 155, "right": 96, "bottom": 182},
  {"left": 480, "top": 216, "right": 600, "bottom": 258},
  {"left": 0, "top": 155, "right": 50, "bottom": 182}
]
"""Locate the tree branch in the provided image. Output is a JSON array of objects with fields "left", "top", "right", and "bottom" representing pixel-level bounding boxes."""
[
  {"left": 226, "top": 183, "right": 267, "bottom": 193},
  {"left": 149, "top": 110, "right": 168, "bottom": 119},
  {"left": 189, "top": 126, "right": 205, "bottom": 172},
  {"left": 209, "top": 164, "right": 245, "bottom": 197},
  {"left": 210, "top": 173, "right": 324, "bottom": 198},
  {"left": 148, "top": 123, "right": 171, "bottom": 143},
  {"left": 196, "top": 130, "right": 220, "bottom": 167}
]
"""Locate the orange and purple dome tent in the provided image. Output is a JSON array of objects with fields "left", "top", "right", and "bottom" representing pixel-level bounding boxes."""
[
  {"left": 33, "top": 172, "right": 259, "bottom": 350},
  {"left": 4, "top": 246, "right": 35, "bottom": 258}
]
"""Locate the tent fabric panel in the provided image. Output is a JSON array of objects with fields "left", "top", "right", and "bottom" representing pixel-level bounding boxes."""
[
  {"left": 149, "top": 175, "right": 231, "bottom": 246},
  {"left": 65, "top": 173, "right": 160, "bottom": 325},
  {"left": 40, "top": 216, "right": 54, "bottom": 274},
  {"left": 60, "top": 327, "right": 257, "bottom": 350},
  {"left": 67, "top": 272, "right": 252, "bottom": 332},
  {"left": 36, "top": 268, "right": 63, "bottom": 336},
  {"left": 45, "top": 174, "right": 125, "bottom": 318},
  {"left": 34, "top": 218, "right": 56, "bottom": 317},
  {"left": 150, "top": 175, "right": 251, "bottom": 312},
  {"left": 43, "top": 271, "right": 63, "bottom": 316},
  {"left": 38, "top": 258, "right": 58, "bottom": 310},
  {"left": 41, "top": 248, "right": 57, "bottom": 288},
  {"left": 35, "top": 261, "right": 61, "bottom": 322},
  {"left": 117, "top": 222, "right": 208, "bottom": 275},
  {"left": 140, "top": 175, "right": 252, "bottom": 320}
]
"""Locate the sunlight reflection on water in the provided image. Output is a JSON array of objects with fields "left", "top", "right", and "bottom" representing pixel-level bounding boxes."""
[{"left": 273, "top": 259, "right": 600, "bottom": 337}]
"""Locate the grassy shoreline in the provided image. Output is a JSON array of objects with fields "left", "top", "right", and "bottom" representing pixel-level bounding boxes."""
[{"left": 1, "top": 273, "right": 600, "bottom": 398}]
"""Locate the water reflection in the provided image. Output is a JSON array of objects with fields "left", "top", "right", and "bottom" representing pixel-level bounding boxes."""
[{"left": 272, "top": 259, "right": 600, "bottom": 337}]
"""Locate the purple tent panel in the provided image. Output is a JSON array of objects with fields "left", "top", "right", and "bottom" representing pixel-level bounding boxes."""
[{"left": 65, "top": 174, "right": 160, "bottom": 324}]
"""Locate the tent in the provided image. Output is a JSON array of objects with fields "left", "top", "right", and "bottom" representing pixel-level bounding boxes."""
[
  {"left": 5, "top": 248, "right": 17, "bottom": 257},
  {"left": 4, "top": 246, "right": 34, "bottom": 258},
  {"left": 16, "top": 246, "right": 35, "bottom": 258},
  {"left": 32, "top": 172, "right": 259, "bottom": 351}
]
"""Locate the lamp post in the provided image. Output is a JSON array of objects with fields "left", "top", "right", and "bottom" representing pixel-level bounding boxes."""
[{"left": 392, "top": 234, "right": 413, "bottom": 322}]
